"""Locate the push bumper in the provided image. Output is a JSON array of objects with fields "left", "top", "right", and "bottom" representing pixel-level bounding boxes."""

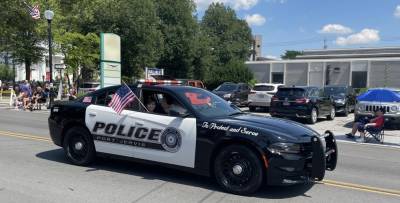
[
  {"left": 48, "top": 118, "right": 63, "bottom": 147},
  {"left": 266, "top": 131, "right": 338, "bottom": 185}
]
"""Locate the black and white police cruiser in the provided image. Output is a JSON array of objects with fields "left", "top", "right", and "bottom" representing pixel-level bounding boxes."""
[{"left": 48, "top": 79, "right": 338, "bottom": 195}]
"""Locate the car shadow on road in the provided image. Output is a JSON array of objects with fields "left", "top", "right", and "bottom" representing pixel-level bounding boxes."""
[{"left": 36, "top": 148, "right": 315, "bottom": 199}]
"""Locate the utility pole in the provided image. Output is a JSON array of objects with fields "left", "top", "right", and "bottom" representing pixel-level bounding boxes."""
[{"left": 323, "top": 38, "right": 328, "bottom": 49}]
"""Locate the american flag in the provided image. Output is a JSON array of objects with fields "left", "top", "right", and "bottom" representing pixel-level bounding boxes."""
[
  {"left": 108, "top": 84, "right": 136, "bottom": 114},
  {"left": 28, "top": 5, "right": 41, "bottom": 20}
]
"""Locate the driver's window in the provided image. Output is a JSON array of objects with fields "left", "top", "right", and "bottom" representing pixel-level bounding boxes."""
[{"left": 141, "top": 90, "right": 188, "bottom": 117}]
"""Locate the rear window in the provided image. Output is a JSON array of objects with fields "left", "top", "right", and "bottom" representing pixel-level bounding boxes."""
[
  {"left": 276, "top": 88, "right": 305, "bottom": 97},
  {"left": 215, "top": 84, "right": 238, "bottom": 91},
  {"left": 253, "top": 85, "right": 275, "bottom": 91}
]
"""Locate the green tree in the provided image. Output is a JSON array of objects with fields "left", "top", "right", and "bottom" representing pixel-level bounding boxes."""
[
  {"left": 0, "top": 0, "right": 46, "bottom": 80},
  {"left": 200, "top": 3, "right": 253, "bottom": 88},
  {"left": 55, "top": 32, "right": 99, "bottom": 83},
  {"left": 155, "top": 0, "right": 198, "bottom": 78},
  {"left": 83, "top": 0, "right": 163, "bottom": 79},
  {"left": 281, "top": 50, "right": 303, "bottom": 59}
]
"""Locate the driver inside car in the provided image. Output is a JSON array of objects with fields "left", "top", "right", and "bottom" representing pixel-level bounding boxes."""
[{"left": 161, "top": 94, "right": 187, "bottom": 116}]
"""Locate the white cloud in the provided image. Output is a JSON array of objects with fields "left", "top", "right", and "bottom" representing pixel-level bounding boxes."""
[
  {"left": 194, "top": 0, "right": 259, "bottom": 11},
  {"left": 245, "top": 14, "right": 266, "bottom": 26},
  {"left": 394, "top": 5, "right": 400, "bottom": 18},
  {"left": 319, "top": 24, "right": 353, "bottom": 34},
  {"left": 336, "top": 29, "right": 380, "bottom": 46}
]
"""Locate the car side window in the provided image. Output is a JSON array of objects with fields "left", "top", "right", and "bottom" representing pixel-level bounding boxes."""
[
  {"left": 95, "top": 89, "right": 116, "bottom": 106},
  {"left": 141, "top": 90, "right": 188, "bottom": 117}
]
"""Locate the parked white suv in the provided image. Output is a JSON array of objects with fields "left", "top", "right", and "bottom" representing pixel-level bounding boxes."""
[{"left": 248, "top": 83, "right": 284, "bottom": 112}]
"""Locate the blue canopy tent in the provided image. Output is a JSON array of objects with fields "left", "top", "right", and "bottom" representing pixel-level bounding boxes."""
[{"left": 357, "top": 89, "right": 400, "bottom": 102}]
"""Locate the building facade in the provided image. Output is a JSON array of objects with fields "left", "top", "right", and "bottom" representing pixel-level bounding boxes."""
[{"left": 246, "top": 47, "right": 400, "bottom": 88}]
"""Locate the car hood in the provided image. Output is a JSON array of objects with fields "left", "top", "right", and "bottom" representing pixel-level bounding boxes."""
[{"left": 214, "top": 113, "right": 320, "bottom": 143}]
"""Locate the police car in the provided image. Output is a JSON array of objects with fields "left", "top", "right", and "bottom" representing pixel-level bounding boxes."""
[{"left": 48, "top": 80, "right": 338, "bottom": 195}]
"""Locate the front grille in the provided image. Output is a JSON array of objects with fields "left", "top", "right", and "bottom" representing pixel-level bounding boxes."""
[{"left": 365, "top": 105, "right": 390, "bottom": 113}]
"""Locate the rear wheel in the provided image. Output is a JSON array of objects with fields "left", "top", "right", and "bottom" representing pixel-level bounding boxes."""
[
  {"left": 214, "top": 145, "right": 264, "bottom": 195},
  {"left": 327, "top": 106, "right": 336, "bottom": 120},
  {"left": 63, "top": 126, "right": 96, "bottom": 166},
  {"left": 308, "top": 108, "right": 318, "bottom": 124}
]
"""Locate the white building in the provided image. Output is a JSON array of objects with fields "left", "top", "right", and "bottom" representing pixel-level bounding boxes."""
[{"left": 246, "top": 47, "right": 400, "bottom": 89}]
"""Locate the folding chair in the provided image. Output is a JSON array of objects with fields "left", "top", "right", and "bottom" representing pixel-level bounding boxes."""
[{"left": 364, "top": 125, "right": 384, "bottom": 144}]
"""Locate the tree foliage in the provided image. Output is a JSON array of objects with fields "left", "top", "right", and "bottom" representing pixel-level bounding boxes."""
[
  {"left": 201, "top": 3, "right": 254, "bottom": 88},
  {"left": 281, "top": 50, "right": 303, "bottom": 59},
  {"left": 1, "top": 0, "right": 254, "bottom": 87}
]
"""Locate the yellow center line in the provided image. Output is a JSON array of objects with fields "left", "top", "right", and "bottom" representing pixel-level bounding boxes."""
[
  {"left": 0, "top": 130, "right": 51, "bottom": 142},
  {"left": 0, "top": 130, "right": 399, "bottom": 197}
]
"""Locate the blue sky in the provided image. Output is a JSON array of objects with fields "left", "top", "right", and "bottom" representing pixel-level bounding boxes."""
[{"left": 195, "top": 0, "right": 400, "bottom": 59}]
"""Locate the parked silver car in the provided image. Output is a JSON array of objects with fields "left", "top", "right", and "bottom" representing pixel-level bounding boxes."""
[{"left": 248, "top": 83, "right": 284, "bottom": 112}]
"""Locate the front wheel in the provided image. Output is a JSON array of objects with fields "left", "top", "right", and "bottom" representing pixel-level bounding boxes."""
[
  {"left": 63, "top": 126, "right": 96, "bottom": 166},
  {"left": 327, "top": 106, "right": 336, "bottom": 120},
  {"left": 214, "top": 145, "right": 264, "bottom": 195},
  {"left": 307, "top": 108, "right": 318, "bottom": 124}
]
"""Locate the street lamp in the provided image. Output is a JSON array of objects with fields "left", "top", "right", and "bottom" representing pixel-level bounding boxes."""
[{"left": 45, "top": 10, "right": 54, "bottom": 108}]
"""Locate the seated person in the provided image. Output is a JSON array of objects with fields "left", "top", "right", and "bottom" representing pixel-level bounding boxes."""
[
  {"left": 346, "top": 108, "right": 385, "bottom": 141},
  {"left": 144, "top": 96, "right": 157, "bottom": 113},
  {"left": 160, "top": 94, "right": 187, "bottom": 116},
  {"left": 31, "top": 87, "right": 43, "bottom": 107}
]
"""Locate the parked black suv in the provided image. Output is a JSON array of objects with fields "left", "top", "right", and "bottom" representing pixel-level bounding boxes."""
[
  {"left": 270, "top": 86, "right": 336, "bottom": 124},
  {"left": 212, "top": 82, "right": 251, "bottom": 106},
  {"left": 324, "top": 85, "right": 356, "bottom": 116}
]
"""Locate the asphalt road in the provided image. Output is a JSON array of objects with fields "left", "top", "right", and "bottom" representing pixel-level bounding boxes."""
[{"left": 0, "top": 108, "right": 399, "bottom": 203}]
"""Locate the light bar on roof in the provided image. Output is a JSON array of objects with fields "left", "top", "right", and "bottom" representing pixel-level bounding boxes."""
[{"left": 138, "top": 79, "right": 182, "bottom": 85}]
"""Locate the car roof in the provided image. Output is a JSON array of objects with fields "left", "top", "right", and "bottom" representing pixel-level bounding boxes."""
[{"left": 254, "top": 83, "right": 283, "bottom": 86}]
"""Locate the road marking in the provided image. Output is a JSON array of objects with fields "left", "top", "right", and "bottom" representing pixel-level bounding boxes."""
[
  {"left": 322, "top": 179, "right": 400, "bottom": 197},
  {"left": 1, "top": 130, "right": 399, "bottom": 198},
  {"left": 0, "top": 130, "right": 51, "bottom": 142},
  {"left": 336, "top": 139, "right": 400, "bottom": 151}
]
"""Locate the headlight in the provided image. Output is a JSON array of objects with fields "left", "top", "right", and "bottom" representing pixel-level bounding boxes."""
[
  {"left": 335, "top": 99, "right": 345, "bottom": 104},
  {"left": 268, "top": 142, "right": 301, "bottom": 155},
  {"left": 390, "top": 106, "right": 398, "bottom": 112},
  {"left": 223, "top": 93, "right": 231, "bottom": 98}
]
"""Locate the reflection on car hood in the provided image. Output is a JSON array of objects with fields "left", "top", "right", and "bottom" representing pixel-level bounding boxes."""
[{"left": 214, "top": 114, "right": 320, "bottom": 143}]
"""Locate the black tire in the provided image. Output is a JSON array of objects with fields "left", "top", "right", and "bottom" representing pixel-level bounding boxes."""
[
  {"left": 63, "top": 126, "right": 96, "bottom": 166},
  {"left": 214, "top": 145, "right": 264, "bottom": 195},
  {"left": 307, "top": 108, "right": 318, "bottom": 124},
  {"left": 249, "top": 106, "right": 256, "bottom": 112},
  {"left": 343, "top": 105, "right": 349, "bottom": 117},
  {"left": 327, "top": 106, "right": 335, "bottom": 120}
]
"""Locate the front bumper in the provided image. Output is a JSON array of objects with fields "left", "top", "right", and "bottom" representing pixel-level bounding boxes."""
[
  {"left": 334, "top": 103, "right": 346, "bottom": 113},
  {"left": 266, "top": 131, "right": 338, "bottom": 185},
  {"left": 48, "top": 118, "right": 63, "bottom": 147},
  {"left": 270, "top": 108, "right": 310, "bottom": 119}
]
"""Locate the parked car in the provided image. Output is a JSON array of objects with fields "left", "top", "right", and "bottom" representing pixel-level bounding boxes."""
[
  {"left": 355, "top": 88, "right": 400, "bottom": 129},
  {"left": 78, "top": 82, "right": 100, "bottom": 94},
  {"left": 324, "top": 85, "right": 356, "bottom": 116},
  {"left": 177, "top": 79, "right": 206, "bottom": 89},
  {"left": 212, "top": 82, "right": 251, "bottom": 106},
  {"left": 270, "top": 86, "right": 336, "bottom": 124},
  {"left": 248, "top": 83, "right": 284, "bottom": 112}
]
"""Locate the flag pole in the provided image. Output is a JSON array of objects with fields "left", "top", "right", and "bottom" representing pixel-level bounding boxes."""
[{"left": 121, "top": 81, "right": 149, "bottom": 112}]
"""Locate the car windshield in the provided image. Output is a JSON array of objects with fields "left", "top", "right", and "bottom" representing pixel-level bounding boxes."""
[
  {"left": 276, "top": 88, "right": 305, "bottom": 97},
  {"left": 176, "top": 88, "right": 241, "bottom": 117},
  {"left": 215, "top": 83, "right": 238, "bottom": 92},
  {"left": 324, "top": 87, "right": 346, "bottom": 96},
  {"left": 253, "top": 85, "right": 275, "bottom": 91}
]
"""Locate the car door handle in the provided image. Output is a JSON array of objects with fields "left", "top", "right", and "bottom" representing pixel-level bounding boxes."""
[{"left": 88, "top": 112, "right": 97, "bottom": 117}]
